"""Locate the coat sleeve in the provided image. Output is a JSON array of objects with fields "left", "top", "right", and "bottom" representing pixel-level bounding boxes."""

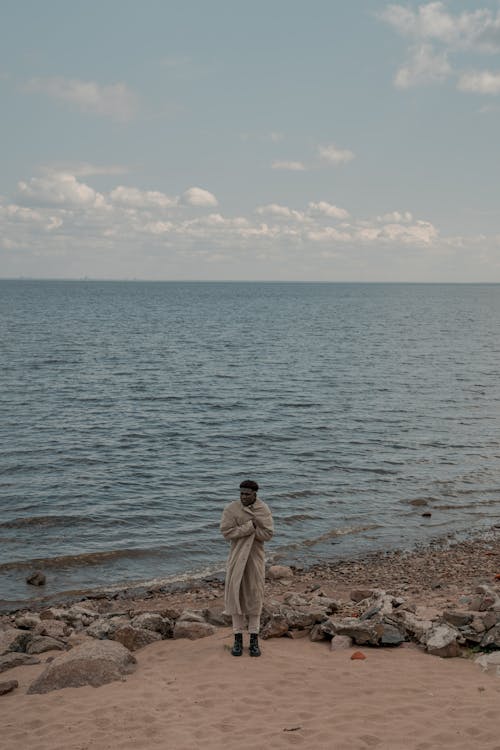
[
  {"left": 253, "top": 512, "right": 274, "bottom": 542},
  {"left": 220, "top": 509, "right": 255, "bottom": 541}
]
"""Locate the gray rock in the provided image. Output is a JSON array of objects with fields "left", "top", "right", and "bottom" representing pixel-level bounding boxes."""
[
  {"left": 480, "top": 624, "right": 500, "bottom": 650},
  {"left": 25, "top": 636, "right": 67, "bottom": 655},
  {"left": 330, "top": 635, "right": 353, "bottom": 651},
  {"left": 14, "top": 613, "right": 41, "bottom": 630},
  {"left": 177, "top": 609, "right": 207, "bottom": 624},
  {"left": 309, "top": 624, "right": 326, "bottom": 642},
  {"left": 113, "top": 626, "right": 161, "bottom": 651},
  {"left": 308, "top": 596, "right": 339, "bottom": 615},
  {"left": 0, "top": 680, "right": 18, "bottom": 695},
  {"left": 350, "top": 589, "right": 374, "bottom": 602},
  {"left": 283, "top": 592, "right": 309, "bottom": 607},
  {"left": 267, "top": 565, "right": 293, "bottom": 580},
  {"left": 260, "top": 615, "right": 289, "bottom": 640},
  {"left": 443, "top": 611, "right": 473, "bottom": 628},
  {"left": 86, "top": 616, "right": 129, "bottom": 640},
  {"left": 26, "top": 571, "right": 46, "bottom": 586},
  {"left": 321, "top": 618, "right": 381, "bottom": 646},
  {"left": 34, "top": 619, "right": 71, "bottom": 639},
  {"left": 379, "top": 622, "right": 406, "bottom": 646},
  {"left": 425, "top": 624, "right": 462, "bottom": 658},
  {"left": 0, "top": 653, "right": 41, "bottom": 673},
  {"left": 205, "top": 609, "right": 232, "bottom": 628},
  {"left": 392, "top": 610, "right": 434, "bottom": 643},
  {"left": 173, "top": 621, "right": 215, "bottom": 640},
  {"left": 480, "top": 611, "right": 498, "bottom": 631},
  {"left": 27, "top": 640, "right": 137, "bottom": 694},
  {"left": 0, "top": 628, "right": 30, "bottom": 655},
  {"left": 475, "top": 652, "right": 500, "bottom": 676},
  {"left": 130, "top": 613, "right": 172, "bottom": 637}
]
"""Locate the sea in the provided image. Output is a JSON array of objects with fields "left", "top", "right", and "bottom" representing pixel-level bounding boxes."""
[{"left": 1, "top": 280, "right": 500, "bottom": 609}]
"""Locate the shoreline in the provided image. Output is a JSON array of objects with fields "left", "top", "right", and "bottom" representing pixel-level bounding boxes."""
[{"left": 3, "top": 524, "right": 500, "bottom": 617}]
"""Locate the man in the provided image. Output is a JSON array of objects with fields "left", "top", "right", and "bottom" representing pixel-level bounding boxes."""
[{"left": 220, "top": 479, "right": 274, "bottom": 657}]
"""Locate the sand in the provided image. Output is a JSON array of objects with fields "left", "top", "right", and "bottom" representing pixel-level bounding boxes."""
[
  {"left": 2, "top": 529, "right": 500, "bottom": 749},
  {"left": 2, "top": 629, "right": 500, "bottom": 750}
]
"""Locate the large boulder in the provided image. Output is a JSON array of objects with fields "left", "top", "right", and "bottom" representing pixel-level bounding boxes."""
[
  {"left": 27, "top": 640, "right": 137, "bottom": 694},
  {"left": 267, "top": 565, "right": 293, "bottom": 581},
  {"left": 321, "top": 617, "right": 382, "bottom": 646},
  {"left": 177, "top": 609, "right": 207, "bottom": 624},
  {"left": 130, "top": 613, "right": 172, "bottom": 637},
  {"left": 86, "top": 616, "right": 130, "bottom": 640},
  {"left": 173, "top": 621, "right": 215, "bottom": 640},
  {"left": 34, "top": 619, "right": 71, "bottom": 639},
  {"left": 443, "top": 611, "right": 473, "bottom": 628}
]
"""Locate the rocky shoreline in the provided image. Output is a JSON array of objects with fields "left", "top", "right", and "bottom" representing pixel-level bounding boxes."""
[{"left": 1, "top": 526, "right": 500, "bottom": 695}]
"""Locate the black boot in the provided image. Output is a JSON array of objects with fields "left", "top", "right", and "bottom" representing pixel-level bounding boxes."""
[
  {"left": 231, "top": 633, "right": 243, "bottom": 656},
  {"left": 249, "top": 633, "right": 261, "bottom": 657}
]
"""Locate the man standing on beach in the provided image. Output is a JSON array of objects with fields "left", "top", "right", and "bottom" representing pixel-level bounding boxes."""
[{"left": 220, "top": 480, "right": 274, "bottom": 657}]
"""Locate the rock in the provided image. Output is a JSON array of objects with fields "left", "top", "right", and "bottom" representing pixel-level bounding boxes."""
[
  {"left": 475, "top": 652, "right": 500, "bottom": 676},
  {"left": 350, "top": 589, "right": 374, "bottom": 603},
  {"left": 480, "top": 611, "right": 498, "bottom": 631},
  {"left": 113, "top": 626, "right": 161, "bottom": 651},
  {"left": 351, "top": 651, "right": 366, "bottom": 660},
  {"left": 25, "top": 636, "right": 67, "bottom": 655},
  {"left": 173, "top": 621, "right": 215, "bottom": 640},
  {"left": 267, "top": 566, "right": 293, "bottom": 580},
  {"left": 379, "top": 622, "right": 406, "bottom": 646},
  {"left": 283, "top": 592, "right": 309, "bottom": 607},
  {"left": 0, "top": 628, "right": 30, "bottom": 655},
  {"left": 443, "top": 611, "right": 473, "bottom": 628},
  {"left": 308, "top": 596, "right": 339, "bottom": 615},
  {"left": 26, "top": 571, "right": 46, "bottom": 586},
  {"left": 309, "top": 624, "right": 326, "bottom": 642},
  {"left": 287, "top": 629, "right": 309, "bottom": 639},
  {"left": 0, "top": 653, "right": 41, "bottom": 673},
  {"left": 330, "top": 635, "right": 353, "bottom": 651},
  {"left": 27, "top": 640, "right": 137, "bottom": 694},
  {"left": 14, "top": 613, "right": 41, "bottom": 630},
  {"left": 34, "top": 619, "right": 71, "bottom": 639},
  {"left": 130, "top": 613, "right": 172, "bottom": 637},
  {"left": 260, "top": 615, "right": 289, "bottom": 640},
  {"left": 425, "top": 624, "right": 462, "bottom": 658},
  {"left": 0, "top": 680, "right": 18, "bottom": 695},
  {"left": 480, "top": 624, "right": 500, "bottom": 650},
  {"left": 205, "top": 609, "right": 232, "bottom": 628},
  {"left": 392, "top": 610, "right": 434, "bottom": 643},
  {"left": 86, "top": 616, "right": 129, "bottom": 640},
  {"left": 177, "top": 609, "right": 207, "bottom": 624},
  {"left": 279, "top": 605, "right": 317, "bottom": 629},
  {"left": 321, "top": 618, "right": 382, "bottom": 646}
]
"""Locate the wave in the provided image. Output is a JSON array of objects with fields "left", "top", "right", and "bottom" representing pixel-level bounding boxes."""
[
  {"left": 0, "top": 515, "right": 90, "bottom": 530},
  {"left": 272, "top": 523, "right": 382, "bottom": 556},
  {"left": 0, "top": 546, "right": 167, "bottom": 572}
]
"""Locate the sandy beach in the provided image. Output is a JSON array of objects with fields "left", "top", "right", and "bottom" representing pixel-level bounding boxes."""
[{"left": 2, "top": 529, "right": 500, "bottom": 750}]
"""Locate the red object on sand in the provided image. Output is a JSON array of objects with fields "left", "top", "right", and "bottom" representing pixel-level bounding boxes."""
[
  {"left": 494, "top": 573, "right": 500, "bottom": 580},
  {"left": 351, "top": 651, "right": 366, "bottom": 660}
]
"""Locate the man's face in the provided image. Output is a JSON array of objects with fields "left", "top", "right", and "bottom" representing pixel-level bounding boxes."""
[{"left": 240, "top": 488, "right": 256, "bottom": 506}]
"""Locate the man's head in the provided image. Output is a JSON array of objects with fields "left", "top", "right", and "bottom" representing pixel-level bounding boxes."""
[{"left": 240, "top": 479, "right": 258, "bottom": 506}]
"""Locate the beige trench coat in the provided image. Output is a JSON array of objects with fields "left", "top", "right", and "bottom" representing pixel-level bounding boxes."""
[{"left": 220, "top": 498, "right": 274, "bottom": 615}]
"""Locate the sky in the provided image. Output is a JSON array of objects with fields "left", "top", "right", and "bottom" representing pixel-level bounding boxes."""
[{"left": 1, "top": 0, "right": 500, "bottom": 281}]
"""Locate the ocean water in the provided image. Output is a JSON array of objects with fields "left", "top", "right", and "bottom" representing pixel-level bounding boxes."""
[{"left": 1, "top": 280, "right": 500, "bottom": 607}]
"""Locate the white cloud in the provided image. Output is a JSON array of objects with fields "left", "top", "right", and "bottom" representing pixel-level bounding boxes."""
[
  {"left": 25, "top": 77, "right": 138, "bottom": 120},
  {"left": 318, "top": 144, "right": 355, "bottom": 165},
  {"left": 394, "top": 44, "right": 451, "bottom": 88},
  {"left": 380, "top": 3, "right": 500, "bottom": 52},
  {"left": 271, "top": 160, "right": 306, "bottom": 171},
  {"left": 16, "top": 172, "right": 105, "bottom": 209},
  {"left": 110, "top": 186, "right": 177, "bottom": 209},
  {"left": 181, "top": 187, "right": 218, "bottom": 207},
  {"left": 308, "top": 201, "right": 350, "bottom": 219},
  {"left": 458, "top": 70, "right": 500, "bottom": 95},
  {"left": 255, "top": 204, "right": 307, "bottom": 222},
  {"left": 378, "top": 211, "right": 413, "bottom": 223}
]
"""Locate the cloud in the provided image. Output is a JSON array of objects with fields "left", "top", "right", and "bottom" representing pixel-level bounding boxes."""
[
  {"left": 271, "top": 160, "right": 306, "bottom": 171},
  {"left": 308, "top": 201, "right": 350, "bottom": 219},
  {"left": 110, "top": 186, "right": 177, "bottom": 209},
  {"left": 380, "top": 3, "right": 500, "bottom": 52},
  {"left": 255, "top": 204, "right": 307, "bottom": 222},
  {"left": 378, "top": 211, "right": 413, "bottom": 223},
  {"left": 380, "top": 3, "right": 500, "bottom": 90},
  {"left": 458, "top": 70, "right": 500, "bottom": 95},
  {"left": 318, "top": 144, "right": 355, "bottom": 165},
  {"left": 16, "top": 172, "right": 105, "bottom": 209},
  {"left": 25, "top": 77, "right": 138, "bottom": 120},
  {"left": 394, "top": 44, "right": 451, "bottom": 88},
  {"left": 181, "top": 187, "right": 218, "bottom": 207}
]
